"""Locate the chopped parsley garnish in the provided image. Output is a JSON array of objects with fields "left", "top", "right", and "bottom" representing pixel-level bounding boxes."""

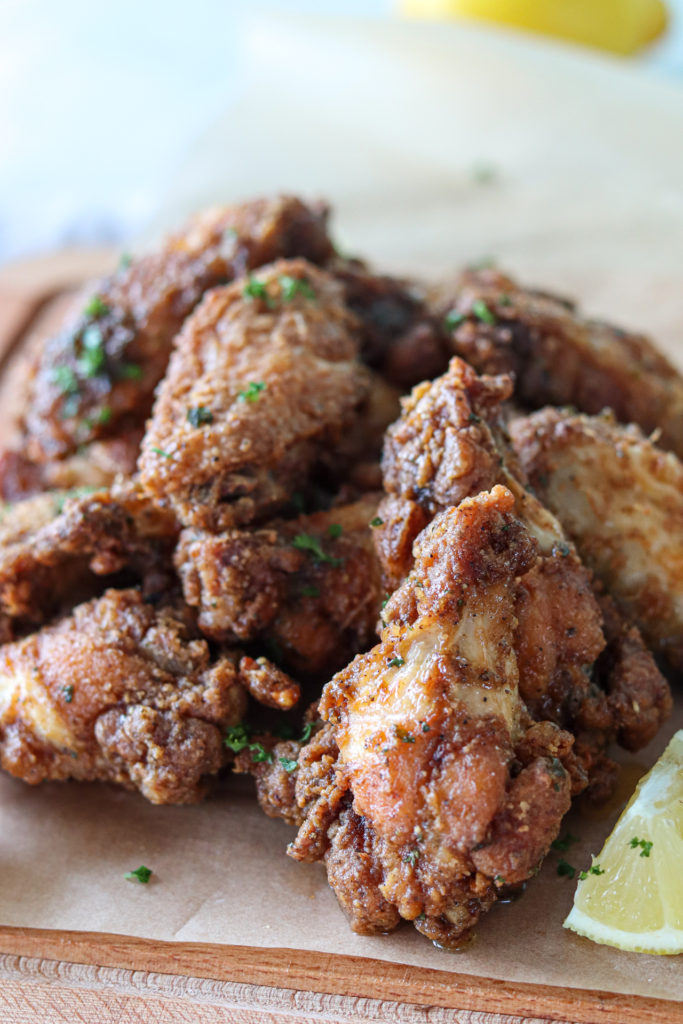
[
  {"left": 95, "top": 405, "right": 113, "bottom": 426},
  {"left": 120, "top": 362, "right": 143, "bottom": 381},
  {"left": 280, "top": 274, "right": 316, "bottom": 301},
  {"left": 187, "top": 406, "right": 214, "bottom": 427},
  {"left": 237, "top": 381, "right": 267, "bottom": 403},
  {"left": 557, "top": 859, "right": 576, "bottom": 879},
  {"left": 224, "top": 724, "right": 251, "bottom": 753},
  {"left": 370, "top": 516, "right": 384, "bottom": 528},
  {"left": 327, "top": 523, "right": 343, "bottom": 539},
  {"left": 499, "top": 293, "right": 512, "bottom": 306},
  {"left": 494, "top": 875, "right": 506, "bottom": 884},
  {"left": 224, "top": 724, "right": 273, "bottom": 763},
  {"left": 125, "top": 865, "right": 152, "bottom": 884},
  {"left": 62, "top": 684, "right": 74, "bottom": 703},
  {"left": 78, "top": 326, "right": 106, "bottom": 378},
  {"left": 472, "top": 299, "right": 496, "bottom": 325},
  {"left": 468, "top": 412, "right": 481, "bottom": 424},
  {"left": 243, "top": 276, "right": 272, "bottom": 305},
  {"left": 629, "top": 837, "right": 653, "bottom": 858},
  {"left": 380, "top": 597, "right": 389, "bottom": 610},
  {"left": 551, "top": 832, "right": 579, "bottom": 853},
  {"left": 250, "top": 743, "right": 273, "bottom": 764},
  {"left": 83, "top": 294, "right": 110, "bottom": 319},
  {"left": 61, "top": 394, "right": 80, "bottom": 419},
  {"left": 556, "top": 543, "right": 571, "bottom": 558},
  {"left": 388, "top": 656, "right": 405, "bottom": 668},
  {"left": 444, "top": 310, "right": 465, "bottom": 330},
  {"left": 579, "top": 863, "right": 605, "bottom": 881},
  {"left": 52, "top": 365, "right": 78, "bottom": 395},
  {"left": 292, "top": 533, "right": 342, "bottom": 567},
  {"left": 300, "top": 721, "right": 316, "bottom": 743},
  {"left": 403, "top": 849, "right": 420, "bottom": 866},
  {"left": 279, "top": 756, "right": 298, "bottom": 773},
  {"left": 395, "top": 726, "right": 415, "bottom": 743},
  {"left": 151, "top": 447, "right": 172, "bottom": 459},
  {"left": 421, "top": 722, "right": 430, "bottom": 733},
  {"left": 118, "top": 252, "right": 132, "bottom": 270},
  {"left": 300, "top": 585, "right": 320, "bottom": 598}
]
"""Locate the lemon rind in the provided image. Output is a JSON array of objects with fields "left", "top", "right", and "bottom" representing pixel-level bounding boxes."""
[{"left": 565, "top": 904, "right": 683, "bottom": 955}]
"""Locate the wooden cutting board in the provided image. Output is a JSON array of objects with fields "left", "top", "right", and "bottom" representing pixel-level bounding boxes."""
[{"left": 0, "top": 254, "right": 681, "bottom": 1024}]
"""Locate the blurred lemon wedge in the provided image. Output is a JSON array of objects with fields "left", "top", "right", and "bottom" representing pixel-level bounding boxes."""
[
  {"left": 564, "top": 730, "right": 683, "bottom": 955},
  {"left": 399, "top": 0, "right": 669, "bottom": 56}
]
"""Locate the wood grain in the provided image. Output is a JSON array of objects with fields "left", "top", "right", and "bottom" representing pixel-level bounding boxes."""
[{"left": 0, "top": 251, "right": 679, "bottom": 1024}]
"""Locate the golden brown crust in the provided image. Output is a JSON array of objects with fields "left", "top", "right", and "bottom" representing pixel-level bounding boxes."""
[
  {"left": 139, "top": 260, "right": 371, "bottom": 531},
  {"left": 176, "top": 494, "right": 384, "bottom": 679},
  {"left": 511, "top": 407, "right": 683, "bottom": 669},
  {"left": 1, "top": 196, "right": 333, "bottom": 499},
  {"left": 440, "top": 267, "right": 683, "bottom": 457},
  {"left": 0, "top": 588, "right": 248, "bottom": 802}
]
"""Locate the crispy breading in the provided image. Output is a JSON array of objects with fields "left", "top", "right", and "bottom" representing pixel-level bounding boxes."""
[
  {"left": 439, "top": 267, "right": 683, "bottom": 458},
  {"left": 0, "top": 196, "right": 333, "bottom": 499},
  {"left": 0, "top": 483, "right": 179, "bottom": 640},
  {"left": 176, "top": 494, "right": 384, "bottom": 678},
  {"left": 139, "top": 260, "right": 373, "bottom": 531},
  {"left": 511, "top": 407, "right": 683, "bottom": 670},
  {"left": 373, "top": 358, "right": 670, "bottom": 793},
  {"left": 282, "top": 488, "right": 575, "bottom": 942},
  {"left": 0, "top": 588, "right": 249, "bottom": 802}
]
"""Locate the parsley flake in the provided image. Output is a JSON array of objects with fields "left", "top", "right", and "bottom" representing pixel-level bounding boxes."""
[
  {"left": 551, "top": 832, "right": 579, "bottom": 853},
  {"left": 118, "top": 252, "right": 132, "bottom": 270},
  {"left": 395, "top": 726, "right": 415, "bottom": 743},
  {"left": 52, "top": 365, "right": 78, "bottom": 396},
  {"left": 280, "top": 274, "right": 316, "bottom": 301},
  {"left": 187, "top": 406, "right": 214, "bottom": 427},
  {"left": 250, "top": 743, "right": 273, "bottom": 764},
  {"left": 151, "top": 447, "right": 172, "bottom": 459},
  {"left": 403, "top": 849, "right": 420, "bottom": 866},
  {"left": 125, "top": 865, "right": 152, "bottom": 885},
  {"left": 472, "top": 299, "right": 497, "bottom": 325},
  {"left": 224, "top": 724, "right": 251, "bottom": 753},
  {"left": 388, "top": 656, "right": 405, "bottom": 668},
  {"left": 120, "top": 363, "right": 143, "bottom": 381},
  {"left": 327, "top": 523, "right": 343, "bottom": 539},
  {"left": 557, "top": 859, "right": 576, "bottom": 879},
  {"left": 370, "top": 516, "right": 384, "bottom": 528},
  {"left": 300, "top": 721, "right": 316, "bottom": 743},
  {"left": 243, "top": 276, "right": 272, "bottom": 305},
  {"left": 237, "top": 381, "right": 267, "bottom": 403},
  {"left": 83, "top": 294, "right": 110, "bottom": 319},
  {"left": 629, "top": 837, "right": 653, "bottom": 858},
  {"left": 300, "top": 585, "right": 320, "bottom": 598},
  {"left": 62, "top": 684, "right": 74, "bottom": 703},
  {"left": 279, "top": 756, "right": 298, "bottom": 773},
  {"left": 444, "top": 310, "right": 465, "bottom": 330},
  {"left": 78, "top": 326, "right": 106, "bottom": 378},
  {"left": 292, "top": 533, "right": 342, "bottom": 567},
  {"left": 579, "top": 863, "right": 605, "bottom": 881}
]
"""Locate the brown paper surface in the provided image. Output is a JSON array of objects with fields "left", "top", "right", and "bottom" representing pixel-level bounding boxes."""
[{"left": 2, "top": 12, "right": 683, "bottom": 1006}]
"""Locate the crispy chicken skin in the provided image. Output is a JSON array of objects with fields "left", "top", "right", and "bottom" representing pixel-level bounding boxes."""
[
  {"left": 139, "top": 260, "right": 373, "bottom": 531},
  {"left": 0, "top": 196, "right": 333, "bottom": 500},
  {"left": 176, "top": 494, "right": 384, "bottom": 678},
  {"left": 0, "top": 483, "right": 179, "bottom": 641},
  {"left": 373, "top": 358, "right": 670, "bottom": 791},
  {"left": 511, "top": 407, "right": 683, "bottom": 670},
  {"left": 0, "top": 588, "right": 251, "bottom": 802},
  {"left": 439, "top": 268, "right": 683, "bottom": 458},
  {"left": 245, "top": 489, "right": 576, "bottom": 944}
]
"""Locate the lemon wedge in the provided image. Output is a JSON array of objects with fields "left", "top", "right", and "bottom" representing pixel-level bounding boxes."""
[
  {"left": 399, "top": 0, "right": 669, "bottom": 57},
  {"left": 564, "top": 730, "right": 683, "bottom": 955}
]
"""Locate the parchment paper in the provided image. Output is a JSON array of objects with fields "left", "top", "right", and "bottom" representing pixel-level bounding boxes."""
[{"left": 2, "top": 12, "right": 683, "bottom": 1004}]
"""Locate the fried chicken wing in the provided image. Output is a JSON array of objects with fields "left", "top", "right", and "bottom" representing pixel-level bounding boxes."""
[
  {"left": 511, "top": 407, "right": 683, "bottom": 670},
  {"left": 0, "top": 196, "right": 333, "bottom": 499},
  {"left": 175, "top": 494, "right": 384, "bottom": 678},
  {"left": 373, "top": 358, "right": 670, "bottom": 791},
  {"left": 0, "top": 483, "right": 179, "bottom": 641},
  {"left": 139, "top": 260, "right": 373, "bottom": 531},
  {"left": 439, "top": 268, "right": 683, "bottom": 458},
  {"left": 0, "top": 588, "right": 250, "bottom": 802},
  {"left": 248, "top": 488, "right": 576, "bottom": 944}
]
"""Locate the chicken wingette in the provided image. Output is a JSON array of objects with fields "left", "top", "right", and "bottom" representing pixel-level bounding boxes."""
[{"left": 511, "top": 407, "right": 683, "bottom": 670}]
